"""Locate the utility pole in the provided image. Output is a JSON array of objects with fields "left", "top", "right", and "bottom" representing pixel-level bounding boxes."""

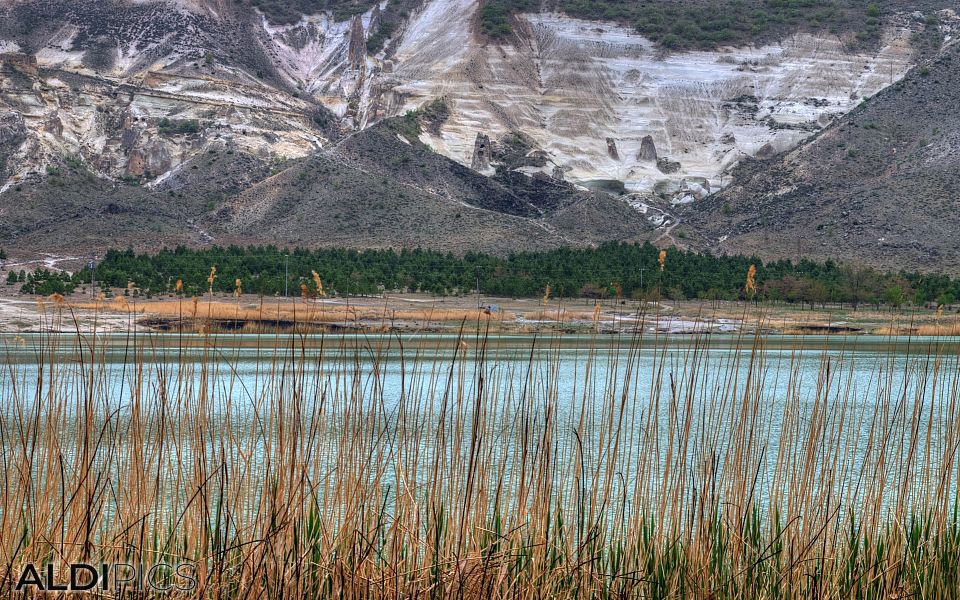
[
  {"left": 284, "top": 254, "right": 289, "bottom": 299},
  {"left": 89, "top": 255, "right": 96, "bottom": 299},
  {"left": 476, "top": 267, "right": 481, "bottom": 309}
]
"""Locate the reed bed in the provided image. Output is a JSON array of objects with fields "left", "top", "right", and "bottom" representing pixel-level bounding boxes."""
[
  {"left": 2, "top": 306, "right": 960, "bottom": 598},
  {"left": 75, "top": 298, "right": 507, "bottom": 329}
]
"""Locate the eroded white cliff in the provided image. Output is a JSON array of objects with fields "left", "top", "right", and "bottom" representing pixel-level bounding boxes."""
[
  {"left": 0, "top": 0, "right": 939, "bottom": 199},
  {"left": 387, "top": 5, "right": 916, "bottom": 194}
]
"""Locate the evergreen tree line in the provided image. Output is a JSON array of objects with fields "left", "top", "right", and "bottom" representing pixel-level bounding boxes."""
[
  {"left": 7, "top": 268, "right": 76, "bottom": 296},
  {"left": 9, "top": 243, "right": 960, "bottom": 308}
]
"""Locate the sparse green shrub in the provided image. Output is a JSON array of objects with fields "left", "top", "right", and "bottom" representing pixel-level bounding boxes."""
[
  {"left": 159, "top": 119, "right": 201, "bottom": 135},
  {"left": 384, "top": 97, "right": 450, "bottom": 140},
  {"left": 557, "top": 0, "right": 889, "bottom": 50},
  {"left": 247, "top": 0, "right": 380, "bottom": 25},
  {"left": 480, "top": 0, "right": 536, "bottom": 38}
]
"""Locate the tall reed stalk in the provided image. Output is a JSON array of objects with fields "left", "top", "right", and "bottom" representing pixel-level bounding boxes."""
[{"left": 1, "top": 305, "right": 960, "bottom": 598}]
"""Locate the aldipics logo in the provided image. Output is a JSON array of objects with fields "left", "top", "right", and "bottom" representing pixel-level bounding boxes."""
[{"left": 13, "top": 562, "right": 198, "bottom": 594}]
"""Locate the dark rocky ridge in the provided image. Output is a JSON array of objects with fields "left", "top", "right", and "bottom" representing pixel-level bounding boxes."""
[
  {"left": 209, "top": 118, "right": 651, "bottom": 254},
  {"left": 683, "top": 41, "right": 960, "bottom": 271},
  {"left": 0, "top": 110, "right": 653, "bottom": 255}
]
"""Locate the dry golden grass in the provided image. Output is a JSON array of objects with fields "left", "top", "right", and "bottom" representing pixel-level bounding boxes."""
[
  {"left": 72, "top": 297, "right": 509, "bottom": 328},
  {"left": 57, "top": 292, "right": 960, "bottom": 337},
  {"left": 909, "top": 321, "right": 960, "bottom": 336},
  {"left": 1, "top": 304, "right": 960, "bottom": 598}
]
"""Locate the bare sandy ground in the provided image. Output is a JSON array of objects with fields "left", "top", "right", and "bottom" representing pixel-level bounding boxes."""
[{"left": 0, "top": 297, "right": 150, "bottom": 333}]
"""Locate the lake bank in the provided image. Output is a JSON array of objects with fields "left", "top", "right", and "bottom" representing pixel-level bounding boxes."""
[{"left": 1, "top": 291, "right": 957, "bottom": 336}]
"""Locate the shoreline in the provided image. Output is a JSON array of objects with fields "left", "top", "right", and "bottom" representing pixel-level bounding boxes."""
[{"left": 1, "top": 291, "right": 958, "bottom": 337}]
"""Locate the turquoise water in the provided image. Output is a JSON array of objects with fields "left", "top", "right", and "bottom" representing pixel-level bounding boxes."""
[{"left": 2, "top": 332, "right": 959, "bottom": 522}]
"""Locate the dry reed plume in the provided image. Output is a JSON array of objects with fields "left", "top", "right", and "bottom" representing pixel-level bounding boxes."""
[
  {"left": 312, "top": 271, "right": 326, "bottom": 299},
  {"left": 745, "top": 264, "right": 757, "bottom": 296}
]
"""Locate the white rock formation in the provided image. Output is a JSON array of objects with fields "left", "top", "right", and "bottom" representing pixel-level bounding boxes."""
[
  {"left": 0, "top": 0, "right": 926, "bottom": 198},
  {"left": 387, "top": 6, "right": 915, "bottom": 194}
]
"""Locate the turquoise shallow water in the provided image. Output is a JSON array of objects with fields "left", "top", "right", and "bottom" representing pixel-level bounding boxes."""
[
  {"left": 4, "top": 331, "right": 960, "bottom": 360},
  {"left": 2, "top": 332, "right": 959, "bottom": 521}
]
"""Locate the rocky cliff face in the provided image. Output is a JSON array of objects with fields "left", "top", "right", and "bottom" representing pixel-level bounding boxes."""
[
  {"left": 683, "top": 33, "right": 960, "bottom": 270},
  {"left": 393, "top": 8, "right": 922, "bottom": 195},
  {"left": 0, "top": 0, "right": 955, "bottom": 260},
  {"left": 0, "top": 1, "right": 939, "bottom": 182},
  {"left": 0, "top": 110, "right": 26, "bottom": 146},
  {"left": 0, "top": 0, "right": 333, "bottom": 197}
]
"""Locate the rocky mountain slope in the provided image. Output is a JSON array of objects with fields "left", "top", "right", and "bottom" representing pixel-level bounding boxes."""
[
  {"left": 683, "top": 37, "right": 960, "bottom": 270},
  {"left": 211, "top": 115, "right": 648, "bottom": 253},
  {"left": 0, "top": 0, "right": 957, "bottom": 265}
]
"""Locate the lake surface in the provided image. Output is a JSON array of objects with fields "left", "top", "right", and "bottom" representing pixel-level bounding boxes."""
[{"left": 2, "top": 331, "right": 959, "bottom": 525}]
